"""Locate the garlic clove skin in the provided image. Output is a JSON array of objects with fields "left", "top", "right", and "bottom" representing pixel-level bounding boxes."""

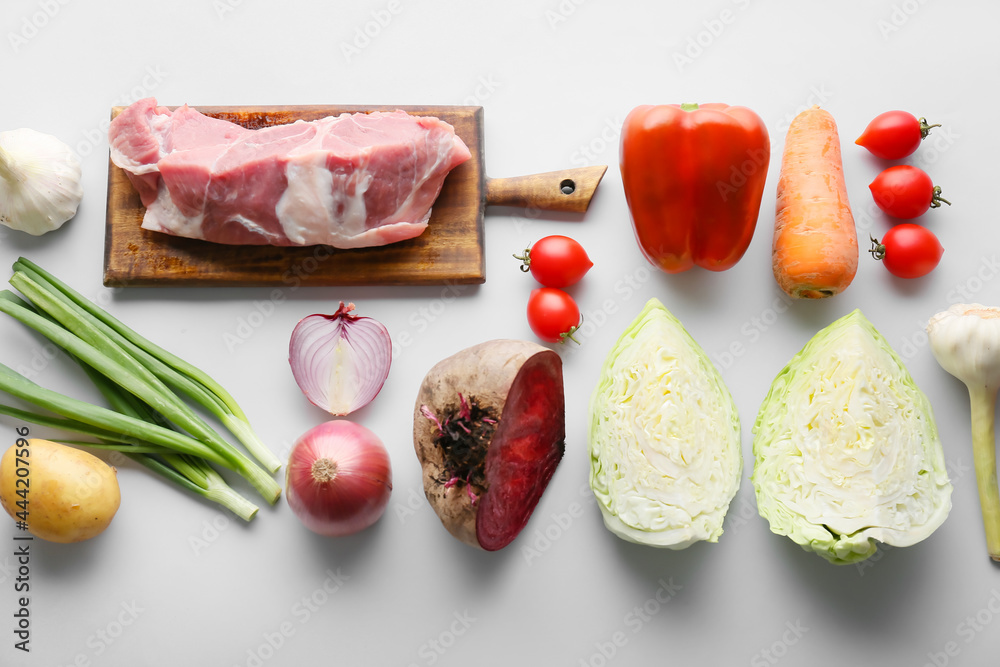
[
  {"left": 0, "top": 128, "right": 84, "bottom": 236},
  {"left": 927, "top": 303, "right": 1000, "bottom": 392}
]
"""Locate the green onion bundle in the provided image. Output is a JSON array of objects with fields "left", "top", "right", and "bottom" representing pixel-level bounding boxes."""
[{"left": 0, "top": 258, "right": 280, "bottom": 520}]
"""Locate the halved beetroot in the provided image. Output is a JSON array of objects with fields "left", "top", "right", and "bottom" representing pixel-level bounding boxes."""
[{"left": 413, "top": 339, "right": 565, "bottom": 551}]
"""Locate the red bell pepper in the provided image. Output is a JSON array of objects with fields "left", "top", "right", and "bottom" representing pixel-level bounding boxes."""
[{"left": 620, "top": 103, "right": 770, "bottom": 273}]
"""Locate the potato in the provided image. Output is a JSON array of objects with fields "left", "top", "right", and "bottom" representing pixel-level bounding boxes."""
[
  {"left": 0, "top": 439, "right": 121, "bottom": 543},
  {"left": 413, "top": 339, "right": 565, "bottom": 551}
]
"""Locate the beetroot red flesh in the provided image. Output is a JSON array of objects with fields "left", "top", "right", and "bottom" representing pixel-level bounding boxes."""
[{"left": 476, "top": 353, "right": 565, "bottom": 551}]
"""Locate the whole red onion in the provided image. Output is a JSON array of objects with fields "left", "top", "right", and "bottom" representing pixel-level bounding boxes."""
[{"left": 285, "top": 421, "right": 392, "bottom": 536}]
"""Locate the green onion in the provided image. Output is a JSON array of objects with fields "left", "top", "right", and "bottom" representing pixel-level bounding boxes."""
[
  {"left": 0, "top": 402, "right": 145, "bottom": 445},
  {"left": 0, "top": 362, "right": 228, "bottom": 464},
  {"left": 12, "top": 257, "right": 281, "bottom": 473},
  {"left": 131, "top": 454, "right": 258, "bottom": 521},
  {"left": 0, "top": 283, "right": 280, "bottom": 504},
  {"left": 54, "top": 441, "right": 175, "bottom": 455},
  {"left": 0, "top": 260, "right": 280, "bottom": 517},
  {"left": 80, "top": 365, "right": 259, "bottom": 521},
  {"left": 0, "top": 364, "right": 263, "bottom": 521}
]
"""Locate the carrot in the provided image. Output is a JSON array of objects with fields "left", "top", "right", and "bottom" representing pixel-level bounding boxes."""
[{"left": 772, "top": 106, "right": 858, "bottom": 299}]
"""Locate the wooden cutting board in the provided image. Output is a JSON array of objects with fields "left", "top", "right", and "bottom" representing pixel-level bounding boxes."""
[{"left": 103, "top": 104, "right": 606, "bottom": 287}]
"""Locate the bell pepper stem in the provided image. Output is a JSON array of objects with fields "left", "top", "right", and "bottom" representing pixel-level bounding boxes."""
[{"left": 969, "top": 385, "right": 1000, "bottom": 561}]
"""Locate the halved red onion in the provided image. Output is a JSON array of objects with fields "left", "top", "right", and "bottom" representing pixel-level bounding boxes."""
[{"left": 289, "top": 302, "right": 392, "bottom": 416}]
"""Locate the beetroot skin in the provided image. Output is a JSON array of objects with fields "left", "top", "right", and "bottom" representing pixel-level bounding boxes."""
[{"left": 413, "top": 339, "right": 565, "bottom": 551}]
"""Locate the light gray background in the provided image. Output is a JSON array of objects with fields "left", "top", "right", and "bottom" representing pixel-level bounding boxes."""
[{"left": 1, "top": 1, "right": 998, "bottom": 665}]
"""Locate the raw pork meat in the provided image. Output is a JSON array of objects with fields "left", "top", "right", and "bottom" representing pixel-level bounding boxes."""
[{"left": 109, "top": 98, "right": 472, "bottom": 247}]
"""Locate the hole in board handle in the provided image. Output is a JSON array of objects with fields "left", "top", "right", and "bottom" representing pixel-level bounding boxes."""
[{"left": 559, "top": 179, "right": 576, "bottom": 195}]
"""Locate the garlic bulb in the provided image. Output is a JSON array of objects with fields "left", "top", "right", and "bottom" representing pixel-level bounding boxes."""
[
  {"left": 927, "top": 303, "right": 1000, "bottom": 561},
  {"left": 0, "top": 128, "right": 83, "bottom": 236},
  {"left": 928, "top": 304, "right": 1000, "bottom": 392}
]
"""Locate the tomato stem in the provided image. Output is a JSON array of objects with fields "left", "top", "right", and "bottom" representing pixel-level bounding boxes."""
[
  {"left": 868, "top": 235, "right": 887, "bottom": 261},
  {"left": 929, "top": 185, "right": 951, "bottom": 209},
  {"left": 680, "top": 102, "right": 699, "bottom": 112},
  {"left": 513, "top": 248, "right": 531, "bottom": 273},
  {"left": 559, "top": 316, "right": 583, "bottom": 345},
  {"left": 918, "top": 117, "right": 941, "bottom": 140}
]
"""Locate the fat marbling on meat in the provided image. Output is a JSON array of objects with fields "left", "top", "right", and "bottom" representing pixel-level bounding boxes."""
[{"left": 109, "top": 98, "right": 472, "bottom": 247}]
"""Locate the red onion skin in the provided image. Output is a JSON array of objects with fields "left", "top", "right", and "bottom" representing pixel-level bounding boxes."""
[{"left": 285, "top": 421, "right": 393, "bottom": 537}]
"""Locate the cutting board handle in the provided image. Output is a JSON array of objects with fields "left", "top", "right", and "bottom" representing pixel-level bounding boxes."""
[{"left": 485, "top": 165, "right": 607, "bottom": 213}]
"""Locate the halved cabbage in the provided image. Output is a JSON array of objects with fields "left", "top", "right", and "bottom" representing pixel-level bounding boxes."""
[
  {"left": 588, "top": 298, "right": 742, "bottom": 548},
  {"left": 752, "top": 309, "right": 952, "bottom": 565}
]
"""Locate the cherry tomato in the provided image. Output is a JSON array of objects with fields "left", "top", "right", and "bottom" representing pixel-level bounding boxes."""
[
  {"left": 869, "top": 224, "right": 943, "bottom": 279},
  {"left": 514, "top": 235, "right": 593, "bottom": 288},
  {"left": 526, "top": 288, "right": 581, "bottom": 343},
  {"left": 855, "top": 111, "right": 940, "bottom": 160},
  {"left": 869, "top": 165, "right": 950, "bottom": 219}
]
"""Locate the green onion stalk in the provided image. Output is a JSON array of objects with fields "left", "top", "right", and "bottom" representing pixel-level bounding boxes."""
[
  {"left": 12, "top": 258, "right": 281, "bottom": 473},
  {"left": 0, "top": 399, "right": 258, "bottom": 521},
  {"left": 0, "top": 260, "right": 282, "bottom": 517},
  {"left": 79, "top": 364, "right": 259, "bottom": 521},
  {"left": 0, "top": 288, "right": 279, "bottom": 504}
]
